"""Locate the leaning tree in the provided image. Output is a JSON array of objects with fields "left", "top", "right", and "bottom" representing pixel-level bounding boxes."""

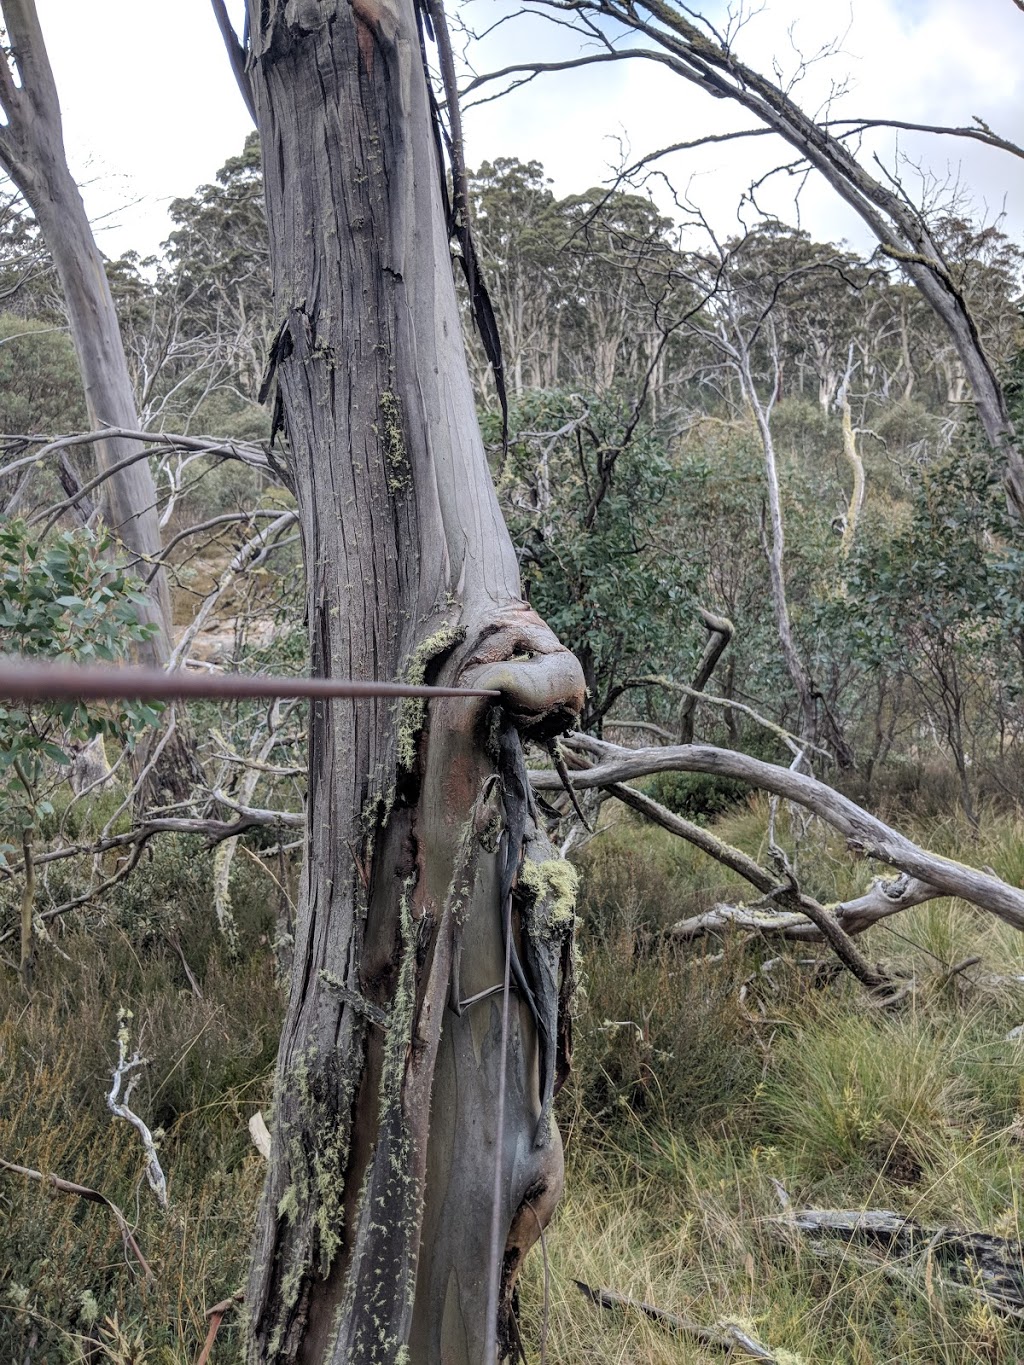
[
  {"left": 0, "top": 0, "right": 171, "bottom": 658},
  {"left": 230, "top": 2, "right": 585, "bottom": 1361}
]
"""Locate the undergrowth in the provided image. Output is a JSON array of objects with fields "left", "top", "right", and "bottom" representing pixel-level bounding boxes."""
[
  {"left": 3, "top": 799, "right": 1024, "bottom": 1361},
  {"left": 0, "top": 837, "right": 280, "bottom": 1363}
]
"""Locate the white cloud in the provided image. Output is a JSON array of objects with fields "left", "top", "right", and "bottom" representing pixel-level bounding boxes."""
[
  {"left": 461, "top": 0, "right": 1024, "bottom": 252},
  {"left": 22, "top": 0, "right": 1024, "bottom": 260},
  {"left": 34, "top": 0, "right": 252, "bottom": 258}
]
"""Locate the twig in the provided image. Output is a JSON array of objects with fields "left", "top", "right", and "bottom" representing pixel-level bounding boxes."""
[
  {"left": 0, "top": 1156, "right": 153, "bottom": 1281},
  {"left": 194, "top": 1290, "right": 244, "bottom": 1365},
  {"left": 107, "top": 1011, "right": 167, "bottom": 1208},
  {"left": 574, "top": 1281, "right": 777, "bottom": 1359}
]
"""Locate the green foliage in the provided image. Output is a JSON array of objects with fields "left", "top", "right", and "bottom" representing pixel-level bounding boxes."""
[
  {"left": 842, "top": 447, "right": 1019, "bottom": 667},
  {"left": 0, "top": 520, "right": 160, "bottom": 846},
  {"left": 493, "top": 390, "right": 693, "bottom": 723},
  {"left": 642, "top": 769, "right": 754, "bottom": 822},
  {"left": 0, "top": 313, "right": 85, "bottom": 435}
]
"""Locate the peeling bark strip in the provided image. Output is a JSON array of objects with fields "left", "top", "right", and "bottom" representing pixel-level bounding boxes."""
[{"left": 243, "top": 3, "right": 584, "bottom": 1362}]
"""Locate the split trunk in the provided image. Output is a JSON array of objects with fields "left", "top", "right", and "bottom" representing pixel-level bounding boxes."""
[{"left": 244, "top": 3, "right": 584, "bottom": 1361}]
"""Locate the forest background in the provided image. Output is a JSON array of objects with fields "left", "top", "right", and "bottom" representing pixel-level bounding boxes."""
[{"left": 3, "top": 6, "right": 1024, "bottom": 1361}]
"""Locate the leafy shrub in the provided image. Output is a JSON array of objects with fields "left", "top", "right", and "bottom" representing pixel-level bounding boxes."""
[{"left": 642, "top": 769, "right": 751, "bottom": 822}]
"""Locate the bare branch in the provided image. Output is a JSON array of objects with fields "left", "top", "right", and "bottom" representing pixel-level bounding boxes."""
[
  {"left": 532, "top": 734, "right": 1024, "bottom": 930},
  {"left": 678, "top": 608, "right": 733, "bottom": 744},
  {"left": 0, "top": 1155, "right": 153, "bottom": 1280},
  {"left": 210, "top": 0, "right": 256, "bottom": 123},
  {"left": 607, "top": 780, "right": 888, "bottom": 989},
  {"left": 825, "top": 116, "right": 1024, "bottom": 162},
  {"left": 575, "top": 1281, "right": 780, "bottom": 1359},
  {"left": 505, "top": 0, "right": 1024, "bottom": 516},
  {"left": 107, "top": 1012, "right": 167, "bottom": 1208},
  {"left": 671, "top": 875, "right": 941, "bottom": 942},
  {"left": 1, "top": 426, "right": 270, "bottom": 485}
]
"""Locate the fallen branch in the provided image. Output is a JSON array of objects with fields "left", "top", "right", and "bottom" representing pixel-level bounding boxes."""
[
  {"left": 574, "top": 1280, "right": 778, "bottom": 1360},
  {"left": 672, "top": 874, "right": 941, "bottom": 943},
  {"left": 772, "top": 1206, "right": 1024, "bottom": 1316},
  {"left": 607, "top": 780, "right": 889, "bottom": 990},
  {"left": 532, "top": 736, "right": 1024, "bottom": 931},
  {"left": 0, "top": 1156, "right": 153, "bottom": 1281}
]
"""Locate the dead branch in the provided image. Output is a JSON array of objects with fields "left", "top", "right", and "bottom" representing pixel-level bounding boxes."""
[
  {"left": 771, "top": 1206, "right": 1024, "bottom": 1316},
  {"left": 531, "top": 735, "right": 1024, "bottom": 930},
  {"left": 0, "top": 425, "right": 271, "bottom": 484},
  {"left": 0, "top": 1156, "right": 153, "bottom": 1281},
  {"left": 630, "top": 675, "right": 828, "bottom": 759},
  {"left": 671, "top": 873, "right": 940, "bottom": 942},
  {"left": 607, "top": 780, "right": 889, "bottom": 991},
  {"left": 107, "top": 1011, "right": 167, "bottom": 1208},
  {"left": 678, "top": 608, "right": 733, "bottom": 743},
  {"left": 574, "top": 1281, "right": 778, "bottom": 1359},
  {"left": 824, "top": 116, "right": 1024, "bottom": 162}
]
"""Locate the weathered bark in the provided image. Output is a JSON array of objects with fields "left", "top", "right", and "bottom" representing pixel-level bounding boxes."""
[
  {"left": 242, "top": 4, "right": 584, "bottom": 1362},
  {"left": 0, "top": 1, "right": 171, "bottom": 659}
]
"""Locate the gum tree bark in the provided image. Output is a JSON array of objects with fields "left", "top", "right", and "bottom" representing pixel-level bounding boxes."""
[
  {"left": 242, "top": 3, "right": 584, "bottom": 1361},
  {"left": 0, "top": 0, "right": 171, "bottom": 658}
]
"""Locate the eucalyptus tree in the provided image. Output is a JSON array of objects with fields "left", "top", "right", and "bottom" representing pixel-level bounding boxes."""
[
  {"left": 467, "top": 0, "right": 1024, "bottom": 521},
  {"left": 0, "top": 1, "right": 171, "bottom": 657},
  {"left": 230, "top": 3, "right": 585, "bottom": 1362},
  {"left": 163, "top": 133, "right": 274, "bottom": 403},
  {"left": 467, "top": 157, "right": 565, "bottom": 395}
]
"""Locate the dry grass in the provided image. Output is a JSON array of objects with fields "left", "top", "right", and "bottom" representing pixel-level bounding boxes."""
[{"left": 4, "top": 796, "right": 1024, "bottom": 1361}]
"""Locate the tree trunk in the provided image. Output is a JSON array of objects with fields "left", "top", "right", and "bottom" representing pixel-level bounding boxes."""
[
  {"left": 243, "top": 5, "right": 584, "bottom": 1362},
  {"left": 0, "top": 0, "right": 171, "bottom": 661},
  {"left": 740, "top": 356, "right": 817, "bottom": 743}
]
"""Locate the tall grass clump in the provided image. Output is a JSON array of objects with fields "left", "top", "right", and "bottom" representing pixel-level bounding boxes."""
[{"left": 0, "top": 836, "right": 284, "bottom": 1363}]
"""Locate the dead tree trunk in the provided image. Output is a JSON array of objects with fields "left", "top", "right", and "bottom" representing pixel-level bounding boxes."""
[
  {"left": 0, "top": 1, "right": 171, "bottom": 659},
  {"left": 243, "top": 3, "right": 584, "bottom": 1361}
]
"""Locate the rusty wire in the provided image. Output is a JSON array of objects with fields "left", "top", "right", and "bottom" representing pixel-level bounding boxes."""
[{"left": 0, "top": 659, "right": 498, "bottom": 704}]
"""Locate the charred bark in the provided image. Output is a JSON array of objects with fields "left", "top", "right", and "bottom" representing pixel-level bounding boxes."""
[{"left": 243, "top": 4, "right": 584, "bottom": 1361}]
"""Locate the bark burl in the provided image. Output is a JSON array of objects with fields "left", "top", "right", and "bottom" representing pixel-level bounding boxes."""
[{"left": 244, "top": 3, "right": 585, "bottom": 1361}]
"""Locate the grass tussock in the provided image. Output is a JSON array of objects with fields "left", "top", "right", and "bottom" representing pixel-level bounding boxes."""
[{"left": 0, "top": 837, "right": 281, "bottom": 1364}]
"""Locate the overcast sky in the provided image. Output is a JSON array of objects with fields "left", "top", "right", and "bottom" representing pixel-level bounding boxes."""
[{"left": 31, "top": 0, "right": 1024, "bottom": 261}]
